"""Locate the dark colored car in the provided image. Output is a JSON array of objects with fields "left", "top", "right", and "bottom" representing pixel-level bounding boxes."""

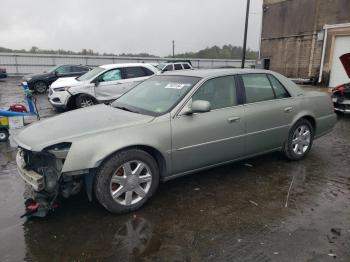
[
  {"left": 0, "top": 68, "right": 7, "bottom": 79},
  {"left": 332, "top": 53, "right": 350, "bottom": 114},
  {"left": 22, "top": 65, "right": 91, "bottom": 94}
]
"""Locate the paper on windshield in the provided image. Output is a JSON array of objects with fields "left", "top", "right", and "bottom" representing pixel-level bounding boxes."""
[{"left": 164, "top": 83, "right": 190, "bottom": 89}]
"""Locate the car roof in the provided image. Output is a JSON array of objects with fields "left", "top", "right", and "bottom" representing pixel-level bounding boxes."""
[
  {"left": 56, "top": 64, "right": 89, "bottom": 67},
  {"left": 161, "top": 68, "right": 271, "bottom": 78},
  {"left": 100, "top": 63, "right": 153, "bottom": 70}
]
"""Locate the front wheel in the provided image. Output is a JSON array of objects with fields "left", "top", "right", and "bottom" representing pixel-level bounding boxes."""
[
  {"left": 283, "top": 119, "right": 314, "bottom": 160},
  {"left": 75, "top": 94, "right": 96, "bottom": 108},
  {"left": 94, "top": 149, "right": 159, "bottom": 214},
  {"left": 33, "top": 81, "right": 48, "bottom": 94},
  {"left": 0, "top": 128, "right": 9, "bottom": 142}
]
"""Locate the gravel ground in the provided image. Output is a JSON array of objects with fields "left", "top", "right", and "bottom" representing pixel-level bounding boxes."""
[{"left": 0, "top": 77, "right": 349, "bottom": 261}]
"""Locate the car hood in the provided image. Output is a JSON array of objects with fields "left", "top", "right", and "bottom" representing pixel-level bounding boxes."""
[
  {"left": 14, "top": 104, "right": 155, "bottom": 151},
  {"left": 51, "top": 77, "right": 86, "bottom": 88},
  {"left": 340, "top": 53, "right": 350, "bottom": 78},
  {"left": 24, "top": 72, "right": 52, "bottom": 80}
]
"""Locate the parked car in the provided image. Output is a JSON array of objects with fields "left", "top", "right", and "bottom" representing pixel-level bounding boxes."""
[
  {"left": 0, "top": 68, "right": 7, "bottom": 78},
  {"left": 15, "top": 69, "right": 336, "bottom": 215},
  {"left": 22, "top": 65, "right": 91, "bottom": 94},
  {"left": 155, "top": 62, "right": 193, "bottom": 72},
  {"left": 48, "top": 63, "right": 158, "bottom": 110},
  {"left": 332, "top": 53, "right": 350, "bottom": 113}
]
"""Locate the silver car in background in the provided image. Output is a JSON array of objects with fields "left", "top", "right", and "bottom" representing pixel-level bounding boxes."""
[{"left": 15, "top": 69, "right": 337, "bottom": 214}]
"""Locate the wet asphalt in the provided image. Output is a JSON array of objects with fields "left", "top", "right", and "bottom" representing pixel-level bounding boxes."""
[{"left": 0, "top": 77, "right": 349, "bottom": 261}]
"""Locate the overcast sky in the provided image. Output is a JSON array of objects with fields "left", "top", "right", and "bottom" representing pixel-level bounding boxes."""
[{"left": 0, "top": 0, "right": 263, "bottom": 56}]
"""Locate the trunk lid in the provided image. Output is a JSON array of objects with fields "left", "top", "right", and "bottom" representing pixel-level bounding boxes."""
[{"left": 340, "top": 53, "right": 350, "bottom": 78}]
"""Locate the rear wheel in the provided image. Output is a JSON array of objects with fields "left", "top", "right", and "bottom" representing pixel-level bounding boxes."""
[
  {"left": 75, "top": 94, "right": 96, "bottom": 108},
  {"left": 283, "top": 119, "right": 314, "bottom": 160},
  {"left": 33, "top": 81, "right": 48, "bottom": 94},
  {"left": 94, "top": 149, "right": 159, "bottom": 214},
  {"left": 0, "top": 128, "right": 9, "bottom": 142}
]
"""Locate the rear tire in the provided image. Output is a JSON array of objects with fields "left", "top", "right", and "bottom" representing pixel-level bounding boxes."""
[
  {"left": 33, "top": 81, "right": 48, "bottom": 94},
  {"left": 75, "top": 94, "right": 96, "bottom": 108},
  {"left": 283, "top": 119, "right": 314, "bottom": 161},
  {"left": 0, "top": 128, "right": 9, "bottom": 142},
  {"left": 94, "top": 149, "right": 159, "bottom": 214}
]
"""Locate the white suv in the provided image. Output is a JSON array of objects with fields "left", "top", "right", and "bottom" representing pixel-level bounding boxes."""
[
  {"left": 48, "top": 63, "right": 158, "bottom": 110},
  {"left": 156, "top": 62, "right": 193, "bottom": 72}
]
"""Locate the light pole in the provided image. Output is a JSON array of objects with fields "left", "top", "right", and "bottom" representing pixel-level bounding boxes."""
[
  {"left": 172, "top": 40, "right": 175, "bottom": 58},
  {"left": 241, "top": 0, "right": 250, "bottom": 68}
]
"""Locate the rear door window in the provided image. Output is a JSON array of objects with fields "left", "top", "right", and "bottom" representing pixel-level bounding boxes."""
[
  {"left": 183, "top": 63, "right": 191, "bottom": 69},
  {"left": 174, "top": 64, "right": 183, "bottom": 70},
  {"left": 55, "top": 65, "right": 71, "bottom": 74},
  {"left": 124, "top": 67, "right": 147, "bottom": 79},
  {"left": 142, "top": 67, "right": 155, "bottom": 76},
  {"left": 241, "top": 74, "right": 275, "bottom": 103},
  {"left": 71, "top": 66, "right": 87, "bottom": 72}
]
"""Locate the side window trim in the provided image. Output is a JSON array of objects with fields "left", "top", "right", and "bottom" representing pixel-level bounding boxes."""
[
  {"left": 234, "top": 75, "right": 245, "bottom": 105},
  {"left": 266, "top": 74, "right": 291, "bottom": 98},
  {"left": 266, "top": 74, "right": 277, "bottom": 98}
]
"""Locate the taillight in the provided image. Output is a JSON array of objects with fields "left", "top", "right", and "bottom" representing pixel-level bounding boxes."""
[{"left": 333, "top": 84, "right": 346, "bottom": 93}]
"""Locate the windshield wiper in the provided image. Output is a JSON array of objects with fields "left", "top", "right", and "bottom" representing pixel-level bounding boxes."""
[{"left": 114, "top": 106, "right": 139, "bottom": 114}]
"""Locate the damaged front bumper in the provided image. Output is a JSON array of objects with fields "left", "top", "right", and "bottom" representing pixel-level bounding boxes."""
[{"left": 16, "top": 149, "right": 45, "bottom": 191}]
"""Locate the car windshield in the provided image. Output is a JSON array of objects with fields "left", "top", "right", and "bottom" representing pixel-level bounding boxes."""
[
  {"left": 112, "top": 75, "right": 200, "bottom": 116},
  {"left": 77, "top": 66, "right": 105, "bottom": 81},
  {"left": 47, "top": 65, "right": 60, "bottom": 73}
]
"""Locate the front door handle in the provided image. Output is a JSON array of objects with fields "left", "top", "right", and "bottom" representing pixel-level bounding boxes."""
[
  {"left": 227, "top": 116, "right": 240, "bottom": 123},
  {"left": 284, "top": 107, "right": 293, "bottom": 113}
]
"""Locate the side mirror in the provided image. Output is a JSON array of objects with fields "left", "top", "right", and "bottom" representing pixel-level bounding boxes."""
[
  {"left": 54, "top": 71, "right": 58, "bottom": 76},
  {"left": 93, "top": 77, "right": 100, "bottom": 86},
  {"left": 183, "top": 100, "right": 211, "bottom": 115}
]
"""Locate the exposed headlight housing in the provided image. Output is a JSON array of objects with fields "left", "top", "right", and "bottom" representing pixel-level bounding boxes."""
[
  {"left": 45, "top": 142, "right": 72, "bottom": 159},
  {"left": 54, "top": 87, "right": 70, "bottom": 92}
]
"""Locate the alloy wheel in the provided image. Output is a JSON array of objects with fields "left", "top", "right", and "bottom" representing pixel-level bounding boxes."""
[
  {"left": 34, "top": 82, "right": 47, "bottom": 93},
  {"left": 0, "top": 132, "right": 6, "bottom": 140},
  {"left": 80, "top": 97, "right": 94, "bottom": 107},
  {"left": 110, "top": 161, "right": 153, "bottom": 206},
  {"left": 292, "top": 125, "right": 311, "bottom": 155}
]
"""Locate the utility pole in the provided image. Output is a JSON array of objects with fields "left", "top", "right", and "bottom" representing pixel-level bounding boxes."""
[
  {"left": 241, "top": 0, "right": 250, "bottom": 68},
  {"left": 172, "top": 40, "right": 175, "bottom": 58}
]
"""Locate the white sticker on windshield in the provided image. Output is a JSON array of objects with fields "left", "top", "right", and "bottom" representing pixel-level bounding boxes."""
[{"left": 164, "top": 83, "right": 186, "bottom": 89}]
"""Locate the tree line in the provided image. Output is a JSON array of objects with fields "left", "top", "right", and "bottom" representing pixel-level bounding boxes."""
[{"left": 0, "top": 45, "right": 258, "bottom": 59}]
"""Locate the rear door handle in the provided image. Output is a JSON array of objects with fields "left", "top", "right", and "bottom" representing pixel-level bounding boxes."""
[
  {"left": 227, "top": 116, "right": 240, "bottom": 123},
  {"left": 284, "top": 107, "right": 293, "bottom": 113}
]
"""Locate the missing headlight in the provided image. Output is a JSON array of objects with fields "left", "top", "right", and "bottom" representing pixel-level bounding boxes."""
[{"left": 45, "top": 142, "right": 72, "bottom": 159}]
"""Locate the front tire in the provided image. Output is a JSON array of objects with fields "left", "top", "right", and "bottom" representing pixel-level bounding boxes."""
[
  {"left": 33, "top": 81, "right": 48, "bottom": 94},
  {"left": 94, "top": 149, "right": 159, "bottom": 214},
  {"left": 283, "top": 119, "right": 314, "bottom": 160},
  {"left": 0, "top": 128, "right": 9, "bottom": 142},
  {"left": 75, "top": 94, "right": 96, "bottom": 108}
]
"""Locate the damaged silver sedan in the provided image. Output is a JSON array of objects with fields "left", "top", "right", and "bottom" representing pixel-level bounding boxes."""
[{"left": 14, "top": 69, "right": 337, "bottom": 216}]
